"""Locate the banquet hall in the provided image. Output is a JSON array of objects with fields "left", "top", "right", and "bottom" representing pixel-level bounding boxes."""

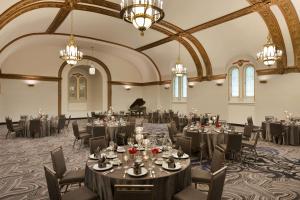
[{"left": 0, "top": 0, "right": 300, "bottom": 199}]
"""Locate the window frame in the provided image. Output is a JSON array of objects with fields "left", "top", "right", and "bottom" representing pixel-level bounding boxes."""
[
  {"left": 68, "top": 73, "right": 87, "bottom": 103},
  {"left": 172, "top": 74, "right": 187, "bottom": 103}
]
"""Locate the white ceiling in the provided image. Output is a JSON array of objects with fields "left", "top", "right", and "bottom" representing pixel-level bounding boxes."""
[{"left": 0, "top": 0, "right": 299, "bottom": 81}]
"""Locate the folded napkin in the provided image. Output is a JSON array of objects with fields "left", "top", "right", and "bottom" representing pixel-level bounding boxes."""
[
  {"left": 133, "top": 161, "right": 142, "bottom": 175},
  {"left": 177, "top": 146, "right": 184, "bottom": 158},
  {"left": 98, "top": 154, "right": 107, "bottom": 168},
  {"left": 167, "top": 156, "right": 176, "bottom": 168}
]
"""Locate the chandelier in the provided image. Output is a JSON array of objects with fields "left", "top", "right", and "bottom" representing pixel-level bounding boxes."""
[
  {"left": 120, "top": 0, "right": 165, "bottom": 36},
  {"left": 172, "top": 38, "right": 187, "bottom": 77},
  {"left": 257, "top": 34, "right": 283, "bottom": 66},
  {"left": 59, "top": 8, "right": 83, "bottom": 66}
]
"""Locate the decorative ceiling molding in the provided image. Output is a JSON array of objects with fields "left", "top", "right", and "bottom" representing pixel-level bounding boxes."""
[
  {"left": 247, "top": 0, "right": 287, "bottom": 73},
  {"left": 0, "top": 32, "right": 162, "bottom": 81},
  {"left": 0, "top": 0, "right": 207, "bottom": 80},
  {"left": 0, "top": 72, "right": 60, "bottom": 82},
  {"left": 274, "top": 0, "right": 300, "bottom": 69},
  {"left": 136, "top": 1, "right": 273, "bottom": 51},
  {"left": 46, "top": 7, "right": 71, "bottom": 33},
  {"left": 256, "top": 66, "right": 300, "bottom": 75}
]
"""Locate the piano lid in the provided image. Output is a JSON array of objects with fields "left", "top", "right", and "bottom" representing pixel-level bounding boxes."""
[{"left": 130, "top": 98, "right": 146, "bottom": 109}]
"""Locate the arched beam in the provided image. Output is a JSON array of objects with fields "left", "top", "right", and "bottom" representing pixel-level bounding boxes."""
[
  {"left": 0, "top": 32, "right": 162, "bottom": 81},
  {"left": 0, "top": 1, "right": 205, "bottom": 79},
  {"left": 274, "top": 0, "right": 300, "bottom": 69},
  {"left": 247, "top": 0, "right": 287, "bottom": 73},
  {"left": 58, "top": 55, "right": 112, "bottom": 115}
]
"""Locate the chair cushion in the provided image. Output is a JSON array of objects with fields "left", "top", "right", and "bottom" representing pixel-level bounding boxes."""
[
  {"left": 191, "top": 168, "right": 211, "bottom": 183},
  {"left": 62, "top": 186, "right": 98, "bottom": 200},
  {"left": 173, "top": 185, "right": 207, "bottom": 200},
  {"left": 59, "top": 169, "right": 85, "bottom": 185}
]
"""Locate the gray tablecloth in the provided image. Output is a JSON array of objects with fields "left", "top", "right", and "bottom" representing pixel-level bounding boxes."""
[
  {"left": 23, "top": 119, "right": 56, "bottom": 137},
  {"left": 87, "top": 124, "right": 127, "bottom": 142},
  {"left": 85, "top": 152, "right": 191, "bottom": 200},
  {"left": 262, "top": 122, "right": 300, "bottom": 145}
]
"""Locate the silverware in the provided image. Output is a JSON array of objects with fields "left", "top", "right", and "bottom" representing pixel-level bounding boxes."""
[
  {"left": 103, "top": 169, "right": 114, "bottom": 175},
  {"left": 149, "top": 169, "right": 152, "bottom": 177},
  {"left": 152, "top": 170, "right": 156, "bottom": 177}
]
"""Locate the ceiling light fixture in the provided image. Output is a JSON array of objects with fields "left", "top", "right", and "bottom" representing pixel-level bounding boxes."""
[
  {"left": 256, "top": 33, "right": 283, "bottom": 66},
  {"left": 59, "top": 2, "right": 83, "bottom": 66},
  {"left": 120, "top": 0, "right": 165, "bottom": 36},
  {"left": 172, "top": 36, "right": 187, "bottom": 77},
  {"left": 89, "top": 47, "right": 95, "bottom": 75}
]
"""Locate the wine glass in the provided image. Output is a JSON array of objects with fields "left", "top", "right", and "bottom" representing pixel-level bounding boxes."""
[
  {"left": 123, "top": 154, "right": 129, "bottom": 169},
  {"left": 127, "top": 137, "right": 133, "bottom": 147}
]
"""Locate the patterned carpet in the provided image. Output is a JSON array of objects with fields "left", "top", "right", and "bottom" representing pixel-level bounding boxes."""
[{"left": 0, "top": 121, "right": 300, "bottom": 200}]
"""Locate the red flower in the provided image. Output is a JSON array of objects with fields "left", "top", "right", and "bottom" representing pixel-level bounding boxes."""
[
  {"left": 128, "top": 147, "right": 137, "bottom": 155},
  {"left": 151, "top": 147, "right": 159, "bottom": 155}
]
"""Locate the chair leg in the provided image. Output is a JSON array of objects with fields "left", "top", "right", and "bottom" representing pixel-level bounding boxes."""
[
  {"left": 73, "top": 139, "right": 77, "bottom": 148},
  {"left": 64, "top": 185, "right": 69, "bottom": 193},
  {"left": 6, "top": 130, "right": 10, "bottom": 139}
]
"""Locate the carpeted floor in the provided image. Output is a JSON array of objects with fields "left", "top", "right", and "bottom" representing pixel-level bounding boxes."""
[{"left": 0, "top": 121, "right": 299, "bottom": 200}]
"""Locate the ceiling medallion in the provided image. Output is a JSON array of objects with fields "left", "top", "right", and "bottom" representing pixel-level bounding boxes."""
[
  {"left": 172, "top": 37, "right": 187, "bottom": 77},
  {"left": 257, "top": 33, "right": 283, "bottom": 66},
  {"left": 59, "top": 5, "right": 83, "bottom": 66},
  {"left": 120, "top": 0, "right": 165, "bottom": 36}
]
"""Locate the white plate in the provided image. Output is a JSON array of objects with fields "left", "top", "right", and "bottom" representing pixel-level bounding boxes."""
[
  {"left": 162, "top": 162, "right": 182, "bottom": 171},
  {"left": 162, "top": 154, "right": 171, "bottom": 158},
  {"left": 155, "top": 159, "right": 163, "bottom": 165},
  {"left": 127, "top": 167, "right": 148, "bottom": 177},
  {"left": 106, "top": 154, "right": 118, "bottom": 159},
  {"left": 89, "top": 154, "right": 98, "bottom": 160},
  {"left": 172, "top": 153, "right": 189, "bottom": 159},
  {"left": 93, "top": 163, "right": 113, "bottom": 171},
  {"left": 110, "top": 159, "right": 122, "bottom": 166},
  {"left": 117, "top": 147, "right": 125, "bottom": 153}
]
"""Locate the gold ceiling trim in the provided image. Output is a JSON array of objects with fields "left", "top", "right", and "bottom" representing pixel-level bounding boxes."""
[
  {"left": 46, "top": 7, "right": 71, "bottom": 33},
  {"left": 274, "top": 0, "right": 300, "bottom": 69},
  {"left": 247, "top": 0, "right": 287, "bottom": 72},
  {"left": 0, "top": 32, "right": 162, "bottom": 81}
]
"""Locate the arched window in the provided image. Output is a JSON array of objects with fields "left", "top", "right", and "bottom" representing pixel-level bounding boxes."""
[
  {"left": 173, "top": 75, "right": 187, "bottom": 102},
  {"left": 69, "top": 73, "right": 87, "bottom": 102},
  {"left": 228, "top": 63, "right": 256, "bottom": 103},
  {"left": 230, "top": 67, "right": 240, "bottom": 97},
  {"left": 245, "top": 66, "right": 255, "bottom": 97}
]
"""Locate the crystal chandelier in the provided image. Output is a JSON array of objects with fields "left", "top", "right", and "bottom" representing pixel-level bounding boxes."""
[
  {"left": 120, "top": 0, "right": 165, "bottom": 36},
  {"left": 257, "top": 34, "right": 283, "bottom": 66},
  {"left": 89, "top": 47, "right": 95, "bottom": 75},
  {"left": 172, "top": 38, "right": 187, "bottom": 77},
  {"left": 59, "top": 8, "right": 83, "bottom": 66}
]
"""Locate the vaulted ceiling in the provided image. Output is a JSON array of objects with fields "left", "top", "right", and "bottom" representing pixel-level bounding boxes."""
[{"left": 0, "top": 0, "right": 299, "bottom": 82}]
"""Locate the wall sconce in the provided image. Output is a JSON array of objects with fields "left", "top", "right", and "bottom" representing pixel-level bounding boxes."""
[
  {"left": 258, "top": 75, "right": 269, "bottom": 84},
  {"left": 124, "top": 85, "right": 131, "bottom": 90},
  {"left": 25, "top": 80, "right": 37, "bottom": 87},
  {"left": 164, "top": 84, "right": 170, "bottom": 89},
  {"left": 188, "top": 82, "right": 195, "bottom": 88},
  {"left": 215, "top": 79, "right": 225, "bottom": 86}
]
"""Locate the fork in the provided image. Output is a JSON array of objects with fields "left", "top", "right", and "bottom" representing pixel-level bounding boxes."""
[
  {"left": 152, "top": 170, "right": 156, "bottom": 177},
  {"left": 103, "top": 169, "right": 114, "bottom": 175}
]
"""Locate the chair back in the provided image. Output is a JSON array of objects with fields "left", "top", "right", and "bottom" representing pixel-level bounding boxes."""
[
  {"left": 185, "top": 131, "right": 200, "bottom": 153},
  {"left": 226, "top": 133, "right": 242, "bottom": 153},
  {"left": 30, "top": 119, "right": 41, "bottom": 135},
  {"left": 126, "top": 123, "right": 135, "bottom": 138},
  {"left": 247, "top": 116, "right": 254, "bottom": 126},
  {"left": 243, "top": 125, "right": 253, "bottom": 139},
  {"left": 66, "top": 115, "right": 71, "bottom": 127},
  {"left": 210, "top": 145, "right": 225, "bottom": 173},
  {"left": 252, "top": 132, "right": 260, "bottom": 147},
  {"left": 50, "top": 146, "right": 67, "bottom": 179},
  {"left": 270, "top": 122, "right": 283, "bottom": 137},
  {"left": 92, "top": 126, "right": 106, "bottom": 137},
  {"left": 72, "top": 121, "right": 80, "bottom": 138},
  {"left": 90, "top": 136, "right": 107, "bottom": 154},
  {"left": 114, "top": 185, "right": 154, "bottom": 200},
  {"left": 44, "top": 166, "right": 62, "bottom": 200},
  {"left": 57, "top": 116, "right": 66, "bottom": 130},
  {"left": 5, "top": 117, "right": 14, "bottom": 131},
  {"left": 176, "top": 136, "right": 192, "bottom": 156},
  {"left": 207, "top": 166, "right": 227, "bottom": 200}
]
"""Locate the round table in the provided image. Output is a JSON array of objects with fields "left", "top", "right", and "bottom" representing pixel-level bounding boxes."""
[{"left": 85, "top": 150, "right": 191, "bottom": 200}]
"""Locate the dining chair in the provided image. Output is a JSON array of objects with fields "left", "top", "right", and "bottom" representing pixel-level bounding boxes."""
[
  {"left": 44, "top": 166, "right": 98, "bottom": 200},
  {"left": 5, "top": 117, "right": 25, "bottom": 139},
  {"left": 50, "top": 146, "right": 85, "bottom": 192},
  {"left": 113, "top": 185, "right": 154, "bottom": 200},
  {"left": 174, "top": 166, "right": 227, "bottom": 200},
  {"left": 176, "top": 136, "right": 192, "bottom": 156},
  {"left": 90, "top": 136, "right": 107, "bottom": 154},
  {"left": 270, "top": 122, "right": 284, "bottom": 144},
  {"left": 223, "top": 133, "right": 242, "bottom": 161},
  {"left": 191, "top": 145, "right": 225, "bottom": 187},
  {"left": 243, "top": 124, "right": 253, "bottom": 141},
  {"left": 242, "top": 131, "right": 260, "bottom": 161},
  {"left": 72, "top": 121, "right": 90, "bottom": 149},
  {"left": 30, "top": 119, "right": 42, "bottom": 138}
]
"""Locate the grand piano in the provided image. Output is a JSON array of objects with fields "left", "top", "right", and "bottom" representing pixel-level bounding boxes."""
[{"left": 129, "top": 98, "right": 146, "bottom": 117}]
